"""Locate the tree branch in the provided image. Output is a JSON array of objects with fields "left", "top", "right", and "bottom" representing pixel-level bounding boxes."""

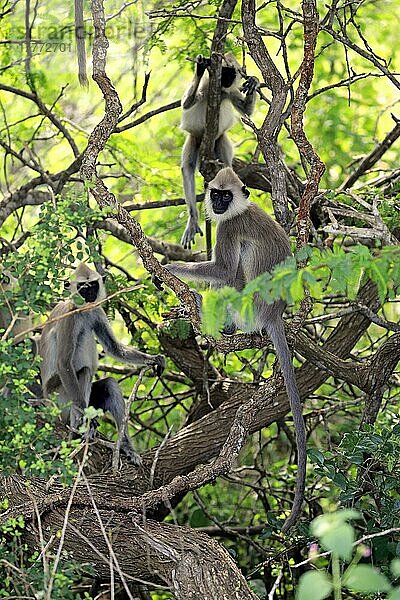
[
  {"left": 242, "top": 0, "right": 292, "bottom": 230},
  {"left": 339, "top": 118, "right": 400, "bottom": 190},
  {"left": 290, "top": 0, "right": 325, "bottom": 250}
]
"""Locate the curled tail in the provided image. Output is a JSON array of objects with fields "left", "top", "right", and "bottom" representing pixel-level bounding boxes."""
[{"left": 267, "top": 318, "right": 306, "bottom": 532}]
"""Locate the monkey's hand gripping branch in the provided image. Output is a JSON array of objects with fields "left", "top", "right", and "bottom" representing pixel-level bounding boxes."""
[{"left": 80, "top": 0, "right": 201, "bottom": 330}]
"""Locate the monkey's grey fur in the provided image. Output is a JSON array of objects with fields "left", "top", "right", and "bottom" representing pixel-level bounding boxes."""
[
  {"left": 38, "top": 263, "right": 165, "bottom": 466},
  {"left": 165, "top": 168, "right": 306, "bottom": 530},
  {"left": 180, "top": 53, "right": 259, "bottom": 249}
]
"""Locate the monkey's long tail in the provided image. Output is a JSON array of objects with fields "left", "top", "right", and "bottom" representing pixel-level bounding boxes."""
[
  {"left": 267, "top": 319, "right": 307, "bottom": 532},
  {"left": 74, "top": 0, "right": 88, "bottom": 87}
]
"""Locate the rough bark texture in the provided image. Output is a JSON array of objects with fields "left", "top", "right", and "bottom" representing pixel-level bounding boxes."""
[{"left": 1, "top": 477, "right": 257, "bottom": 600}]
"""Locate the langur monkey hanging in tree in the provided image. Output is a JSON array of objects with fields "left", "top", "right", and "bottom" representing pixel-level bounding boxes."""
[
  {"left": 180, "top": 53, "right": 259, "bottom": 249},
  {"left": 38, "top": 263, "right": 165, "bottom": 466},
  {"left": 163, "top": 167, "right": 306, "bottom": 530}
]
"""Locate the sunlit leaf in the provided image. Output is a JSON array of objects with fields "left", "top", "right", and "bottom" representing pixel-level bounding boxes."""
[
  {"left": 296, "top": 570, "right": 332, "bottom": 600},
  {"left": 343, "top": 565, "right": 391, "bottom": 593}
]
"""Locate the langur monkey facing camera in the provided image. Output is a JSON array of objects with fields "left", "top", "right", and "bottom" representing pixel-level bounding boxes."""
[
  {"left": 164, "top": 168, "right": 306, "bottom": 530},
  {"left": 38, "top": 263, "right": 165, "bottom": 466},
  {"left": 180, "top": 53, "right": 259, "bottom": 249}
]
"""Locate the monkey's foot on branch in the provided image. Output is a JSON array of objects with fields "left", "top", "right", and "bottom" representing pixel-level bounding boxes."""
[
  {"left": 119, "top": 439, "right": 142, "bottom": 468},
  {"left": 69, "top": 417, "right": 99, "bottom": 444}
]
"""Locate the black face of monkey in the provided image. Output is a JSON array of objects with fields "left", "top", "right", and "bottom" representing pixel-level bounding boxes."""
[
  {"left": 77, "top": 280, "right": 99, "bottom": 303},
  {"left": 210, "top": 189, "right": 233, "bottom": 214},
  {"left": 221, "top": 66, "right": 236, "bottom": 88}
]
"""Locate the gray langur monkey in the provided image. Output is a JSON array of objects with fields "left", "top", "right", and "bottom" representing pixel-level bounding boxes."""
[
  {"left": 163, "top": 167, "right": 306, "bottom": 531},
  {"left": 75, "top": 0, "right": 88, "bottom": 86},
  {"left": 180, "top": 53, "right": 259, "bottom": 249},
  {"left": 38, "top": 263, "right": 165, "bottom": 466}
]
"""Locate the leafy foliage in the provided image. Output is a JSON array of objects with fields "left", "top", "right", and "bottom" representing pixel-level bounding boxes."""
[
  {"left": 297, "top": 511, "right": 400, "bottom": 600},
  {"left": 0, "top": 513, "right": 93, "bottom": 599},
  {"left": 201, "top": 243, "right": 400, "bottom": 335}
]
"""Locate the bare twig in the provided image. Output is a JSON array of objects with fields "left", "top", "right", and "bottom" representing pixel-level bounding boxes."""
[
  {"left": 112, "top": 368, "right": 145, "bottom": 471},
  {"left": 45, "top": 444, "right": 90, "bottom": 600},
  {"left": 340, "top": 118, "right": 400, "bottom": 190},
  {"left": 293, "top": 526, "right": 400, "bottom": 569}
]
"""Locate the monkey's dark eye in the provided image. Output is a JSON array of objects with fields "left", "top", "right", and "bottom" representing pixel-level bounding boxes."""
[
  {"left": 210, "top": 189, "right": 233, "bottom": 204},
  {"left": 222, "top": 190, "right": 233, "bottom": 202}
]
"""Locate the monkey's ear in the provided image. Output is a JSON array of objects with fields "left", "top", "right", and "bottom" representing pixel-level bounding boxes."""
[{"left": 242, "top": 185, "right": 250, "bottom": 198}]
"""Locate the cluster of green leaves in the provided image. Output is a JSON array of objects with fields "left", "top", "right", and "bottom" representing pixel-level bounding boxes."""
[
  {"left": 0, "top": 506, "right": 93, "bottom": 599},
  {"left": 201, "top": 243, "right": 400, "bottom": 336},
  {"left": 1, "top": 193, "right": 108, "bottom": 309},
  {"left": 308, "top": 423, "right": 400, "bottom": 565},
  {"left": 297, "top": 510, "right": 400, "bottom": 600}
]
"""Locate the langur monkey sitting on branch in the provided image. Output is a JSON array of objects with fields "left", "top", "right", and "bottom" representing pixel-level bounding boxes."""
[
  {"left": 180, "top": 53, "right": 259, "bottom": 249},
  {"left": 164, "top": 167, "right": 306, "bottom": 530},
  {"left": 38, "top": 263, "right": 165, "bottom": 466}
]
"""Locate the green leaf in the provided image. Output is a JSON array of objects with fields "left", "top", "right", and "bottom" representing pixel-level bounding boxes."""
[
  {"left": 343, "top": 565, "right": 391, "bottom": 593},
  {"left": 391, "top": 559, "right": 400, "bottom": 578},
  {"left": 368, "top": 262, "right": 388, "bottom": 302},
  {"left": 296, "top": 571, "right": 332, "bottom": 600},
  {"left": 311, "top": 511, "right": 361, "bottom": 562},
  {"left": 320, "top": 523, "right": 354, "bottom": 561},
  {"left": 388, "top": 589, "right": 400, "bottom": 600},
  {"left": 189, "top": 508, "right": 209, "bottom": 528},
  {"left": 289, "top": 271, "right": 304, "bottom": 302},
  {"left": 333, "top": 472, "right": 348, "bottom": 490},
  {"left": 307, "top": 448, "right": 325, "bottom": 466},
  {"left": 260, "top": 526, "right": 273, "bottom": 539},
  {"left": 312, "top": 510, "right": 360, "bottom": 536}
]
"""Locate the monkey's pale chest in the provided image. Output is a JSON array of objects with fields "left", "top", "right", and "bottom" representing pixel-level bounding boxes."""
[
  {"left": 73, "top": 329, "right": 98, "bottom": 372},
  {"left": 239, "top": 239, "right": 265, "bottom": 281},
  {"left": 181, "top": 98, "right": 236, "bottom": 137}
]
